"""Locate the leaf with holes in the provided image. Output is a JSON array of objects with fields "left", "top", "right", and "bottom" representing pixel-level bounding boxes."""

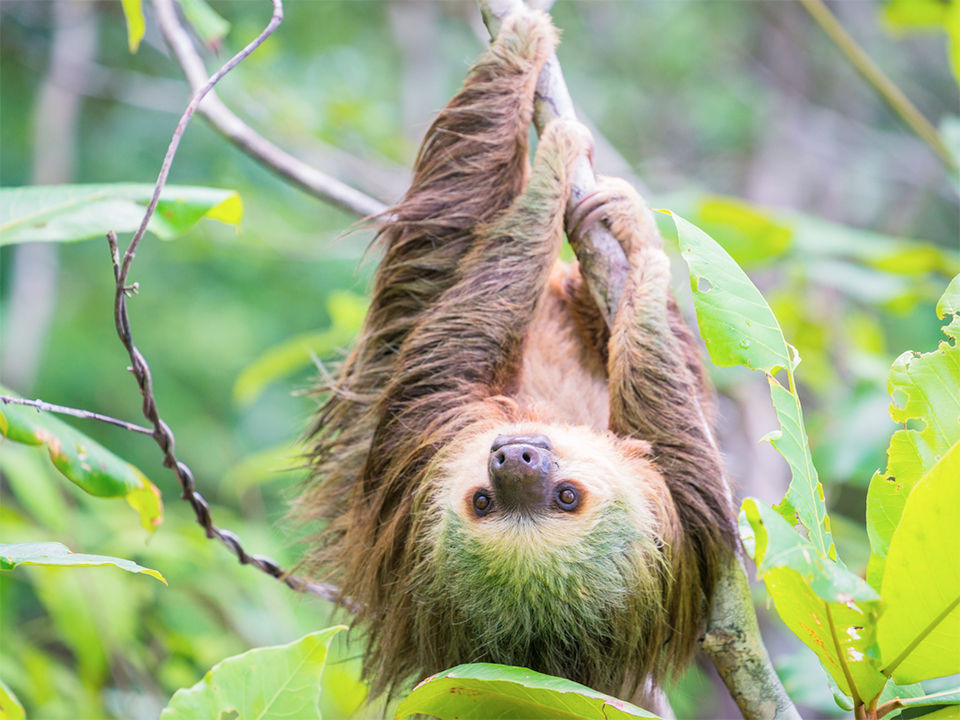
[
  {"left": 866, "top": 275, "right": 960, "bottom": 587},
  {"left": 666, "top": 210, "right": 835, "bottom": 559},
  {"left": 159, "top": 627, "right": 346, "bottom": 720},
  {"left": 394, "top": 663, "right": 660, "bottom": 719},
  {"left": 739, "top": 498, "right": 885, "bottom": 703},
  {"left": 0, "top": 542, "right": 165, "bottom": 583},
  {"left": 877, "top": 441, "right": 960, "bottom": 684},
  {"left": 0, "top": 183, "right": 242, "bottom": 245},
  {"left": 0, "top": 390, "right": 162, "bottom": 531}
]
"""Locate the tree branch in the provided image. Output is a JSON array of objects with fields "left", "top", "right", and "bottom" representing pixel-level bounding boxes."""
[
  {"left": 151, "top": 0, "right": 388, "bottom": 219},
  {"left": 479, "top": 3, "right": 801, "bottom": 718},
  {"left": 0, "top": 395, "right": 154, "bottom": 436}
]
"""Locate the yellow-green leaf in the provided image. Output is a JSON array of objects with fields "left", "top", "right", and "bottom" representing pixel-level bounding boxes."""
[
  {"left": 740, "top": 498, "right": 885, "bottom": 703},
  {"left": 878, "top": 442, "right": 960, "bottom": 684},
  {"left": 866, "top": 275, "right": 960, "bottom": 587},
  {"left": 0, "top": 391, "right": 163, "bottom": 531},
  {"left": 120, "top": 0, "right": 145, "bottom": 53}
]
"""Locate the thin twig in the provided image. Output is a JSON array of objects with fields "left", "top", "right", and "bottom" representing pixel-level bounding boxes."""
[
  {"left": 151, "top": 0, "right": 388, "bottom": 219},
  {"left": 798, "top": 0, "right": 957, "bottom": 173},
  {"left": 105, "top": 0, "right": 345, "bottom": 607},
  {"left": 0, "top": 395, "right": 154, "bottom": 435}
]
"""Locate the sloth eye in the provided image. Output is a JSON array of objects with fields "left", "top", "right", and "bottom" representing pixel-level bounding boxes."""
[
  {"left": 556, "top": 485, "right": 579, "bottom": 511},
  {"left": 473, "top": 490, "right": 492, "bottom": 516}
]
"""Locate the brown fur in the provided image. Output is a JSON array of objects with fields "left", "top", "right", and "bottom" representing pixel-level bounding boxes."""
[{"left": 299, "top": 10, "right": 736, "bottom": 704}]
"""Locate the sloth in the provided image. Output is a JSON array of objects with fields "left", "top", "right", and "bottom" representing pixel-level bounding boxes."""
[{"left": 300, "top": 9, "right": 736, "bottom": 705}]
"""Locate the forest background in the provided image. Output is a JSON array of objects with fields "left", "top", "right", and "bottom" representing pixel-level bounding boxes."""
[{"left": 1, "top": 0, "right": 958, "bottom": 718}]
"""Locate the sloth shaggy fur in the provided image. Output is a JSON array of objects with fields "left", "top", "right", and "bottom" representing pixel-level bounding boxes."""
[{"left": 299, "top": 9, "right": 736, "bottom": 704}]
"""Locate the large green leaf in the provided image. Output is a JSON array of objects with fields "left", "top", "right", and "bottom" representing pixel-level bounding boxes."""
[
  {"left": 394, "top": 663, "right": 660, "bottom": 720},
  {"left": 0, "top": 392, "right": 163, "bottom": 531},
  {"left": 0, "top": 183, "right": 242, "bottom": 246},
  {"left": 0, "top": 542, "right": 165, "bottom": 583},
  {"left": 159, "top": 627, "right": 346, "bottom": 720},
  {"left": 877, "top": 441, "right": 960, "bottom": 684},
  {"left": 740, "top": 499, "right": 885, "bottom": 703},
  {"left": 667, "top": 211, "right": 835, "bottom": 559},
  {"left": 866, "top": 275, "right": 960, "bottom": 587}
]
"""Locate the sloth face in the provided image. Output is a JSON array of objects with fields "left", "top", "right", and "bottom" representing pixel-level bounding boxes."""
[
  {"left": 416, "top": 422, "right": 675, "bottom": 682},
  {"left": 434, "top": 423, "right": 668, "bottom": 550}
]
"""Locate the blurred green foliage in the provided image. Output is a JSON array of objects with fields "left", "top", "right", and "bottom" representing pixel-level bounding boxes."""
[{"left": 1, "top": 0, "right": 957, "bottom": 718}]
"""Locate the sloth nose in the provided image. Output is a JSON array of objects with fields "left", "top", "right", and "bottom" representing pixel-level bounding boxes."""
[{"left": 488, "top": 439, "right": 552, "bottom": 510}]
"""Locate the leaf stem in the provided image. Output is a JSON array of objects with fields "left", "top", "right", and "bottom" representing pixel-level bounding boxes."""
[
  {"left": 881, "top": 592, "right": 960, "bottom": 677},
  {"left": 825, "top": 601, "right": 863, "bottom": 708},
  {"left": 797, "top": 0, "right": 957, "bottom": 173}
]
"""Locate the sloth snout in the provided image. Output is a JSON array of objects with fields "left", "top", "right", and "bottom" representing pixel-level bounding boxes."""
[{"left": 488, "top": 440, "right": 552, "bottom": 510}]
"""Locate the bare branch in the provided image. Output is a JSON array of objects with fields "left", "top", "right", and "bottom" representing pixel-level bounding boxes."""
[
  {"left": 105, "top": 1, "right": 345, "bottom": 608},
  {"left": 0, "top": 395, "right": 154, "bottom": 436},
  {"left": 151, "top": 0, "right": 387, "bottom": 219}
]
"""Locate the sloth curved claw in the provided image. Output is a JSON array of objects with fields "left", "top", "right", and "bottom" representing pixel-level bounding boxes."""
[{"left": 567, "top": 190, "right": 609, "bottom": 243}]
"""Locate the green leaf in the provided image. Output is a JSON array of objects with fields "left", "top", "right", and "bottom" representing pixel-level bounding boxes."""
[
  {"left": 233, "top": 290, "right": 366, "bottom": 406},
  {"left": 120, "top": 0, "right": 145, "bottom": 53},
  {"left": 740, "top": 499, "right": 886, "bottom": 703},
  {"left": 394, "top": 663, "right": 660, "bottom": 720},
  {"left": 0, "top": 542, "right": 165, "bottom": 583},
  {"left": 666, "top": 211, "right": 835, "bottom": 559},
  {"left": 877, "top": 442, "right": 960, "bottom": 684},
  {"left": 0, "top": 391, "right": 163, "bottom": 531},
  {"left": 866, "top": 275, "right": 960, "bottom": 587},
  {"left": 0, "top": 676, "right": 25, "bottom": 720},
  {"left": 0, "top": 184, "right": 243, "bottom": 246},
  {"left": 159, "top": 627, "right": 346, "bottom": 720},
  {"left": 176, "top": 0, "right": 230, "bottom": 46}
]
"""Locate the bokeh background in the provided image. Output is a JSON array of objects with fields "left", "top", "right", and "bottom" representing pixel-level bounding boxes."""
[{"left": 1, "top": 1, "right": 957, "bottom": 718}]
